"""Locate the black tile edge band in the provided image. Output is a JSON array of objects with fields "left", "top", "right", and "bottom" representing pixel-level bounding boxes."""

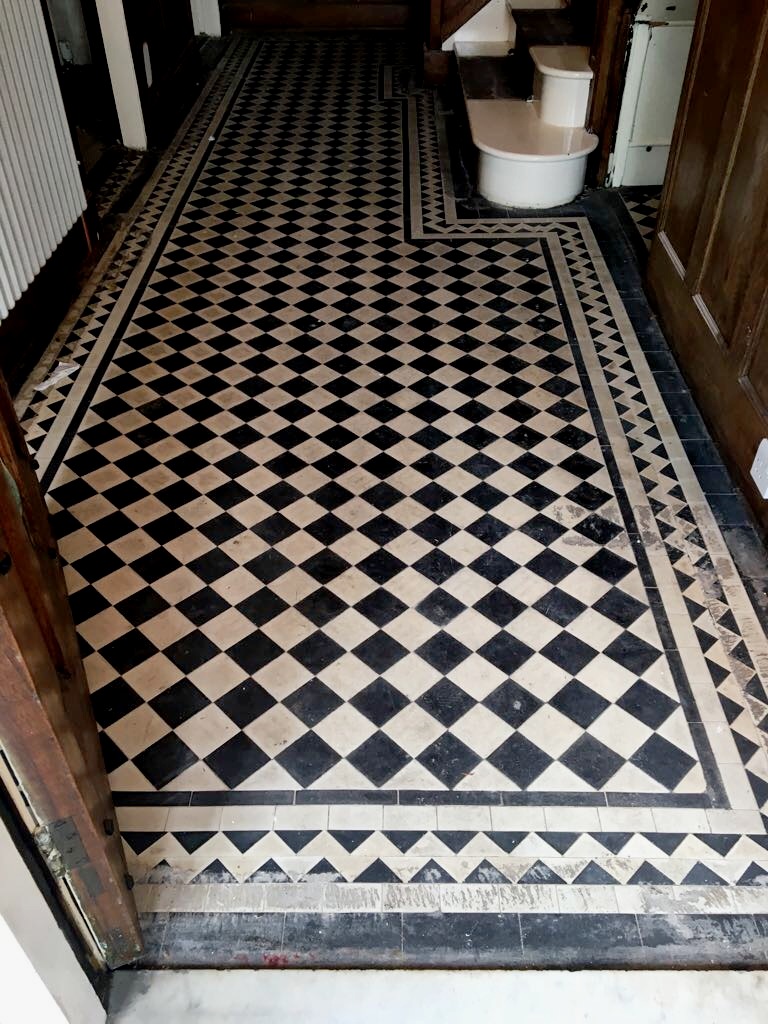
[
  {"left": 110, "top": 790, "right": 714, "bottom": 808},
  {"left": 132, "top": 911, "right": 768, "bottom": 969}
]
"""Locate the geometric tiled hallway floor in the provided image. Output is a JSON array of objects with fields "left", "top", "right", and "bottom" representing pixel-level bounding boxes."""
[
  {"left": 619, "top": 186, "right": 662, "bottom": 250},
  {"left": 15, "top": 35, "right": 768, "bottom": 966}
]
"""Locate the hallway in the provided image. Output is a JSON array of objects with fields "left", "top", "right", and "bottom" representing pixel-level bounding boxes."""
[{"left": 16, "top": 34, "right": 768, "bottom": 966}]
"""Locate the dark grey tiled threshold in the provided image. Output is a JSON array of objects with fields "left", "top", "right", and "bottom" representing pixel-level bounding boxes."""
[{"left": 135, "top": 911, "right": 768, "bottom": 968}]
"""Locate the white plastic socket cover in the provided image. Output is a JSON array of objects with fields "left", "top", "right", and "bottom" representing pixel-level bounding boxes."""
[{"left": 750, "top": 438, "right": 768, "bottom": 498}]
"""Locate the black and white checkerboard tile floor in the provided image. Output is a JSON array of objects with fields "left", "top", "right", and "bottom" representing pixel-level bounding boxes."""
[
  {"left": 618, "top": 187, "right": 662, "bottom": 249},
  {"left": 13, "top": 35, "right": 768, "bottom": 965}
]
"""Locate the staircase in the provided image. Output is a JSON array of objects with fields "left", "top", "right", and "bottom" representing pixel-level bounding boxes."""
[{"left": 443, "top": 5, "right": 599, "bottom": 208}]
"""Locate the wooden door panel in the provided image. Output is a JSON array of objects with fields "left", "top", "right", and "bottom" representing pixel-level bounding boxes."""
[
  {"left": 662, "top": 0, "right": 764, "bottom": 272},
  {"left": 744, "top": 303, "right": 768, "bottom": 420},
  {"left": 0, "top": 377, "right": 141, "bottom": 968},
  {"left": 648, "top": 0, "right": 768, "bottom": 529},
  {"left": 698, "top": 39, "right": 768, "bottom": 349}
]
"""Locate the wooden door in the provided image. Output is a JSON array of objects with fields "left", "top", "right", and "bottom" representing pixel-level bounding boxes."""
[
  {"left": 646, "top": 0, "right": 768, "bottom": 529},
  {"left": 0, "top": 377, "right": 142, "bottom": 968}
]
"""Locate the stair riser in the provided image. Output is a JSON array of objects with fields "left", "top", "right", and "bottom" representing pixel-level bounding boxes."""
[
  {"left": 533, "top": 70, "right": 591, "bottom": 128},
  {"left": 477, "top": 151, "right": 588, "bottom": 208}
]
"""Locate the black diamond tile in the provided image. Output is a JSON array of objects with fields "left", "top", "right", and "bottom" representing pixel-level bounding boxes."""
[
  {"left": 354, "top": 631, "right": 408, "bottom": 674},
  {"left": 253, "top": 513, "right": 299, "bottom": 544},
  {"left": 593, "top": 588, "right": 647, "bottom": 627},
  {"left": 519, "top": 513, "right": 567, "bottom": 546},
  {"left": 301, "top": 550, "right": 350, "bottom": 584},
  {"left": 311, "top": 481, "right": 353, "bottom": 510},
  {"left": 526, "top": 550, "right": 576, "bottom": 584},
  {"left": 466, "top": 514, "right": 511, "bottom": 545},
  {"left": 561, "top": 734, "right": 624, "bottom": 788},
  {"left": 362, "top": 482, "right": 401, "bottom": 510},
  {"left": 99, "top": 732, "right": 127, "bottom": 773},
  {"left": 478, "top": 632, "right": 534, "bottom": 674},
  {"left": 216, "top": 679, "right": 278, "bottom": 728},
  {"left": 90, "top": 679, "right": 142, "bottom": 728},
  {"left": 351, "top": 677, "right": 409, "bottom": 727},
  {"left": 164, "top": 631, "right": 220, "bottom": 674},
  {"left": 413, "top": 550, "right": 462, "bottom": 585},
  {"left": 260, "top": 481, "right": 302, "bottom": 510},
  {"left": 416, "top": 589, "right": 466, "bottom": 626},
  {"left": 354, "top": 588, "right": 407, "bottom": 627},
  {"left": 290, "top": 631, "right": 345, "bottom": 674},
  {"left": 470, "top": 550, "right": 518, "bottom": 583},
  {"left": 417, "top": 679, "right": 475, "bottom": 727},
  {"left": 616, "top": 679, "right": 677, "bottom": 729},
  {"left": 417, "top": 732, "right": 481, "bottom": 789},
  {"left": 236, "top": 589, "right": 290, "bottom": 627},
  {"left": 115, "top": 588, "right": 171, "bottom": 627},
  {"left": 488, "top": 733, "right": 552, "bottom": 787},
  {"left": 574, "top": 514, "right": 623, "bottom": 545},
  {"left": 246, "top": 550, "right": 293, "bottom": 584},
  {"left": 149, "top": 679, "right": 210, "bottom": 728},
  {"left": 630, "top": 733, "right": 696, "bottom": 789},
  {"left": 560, "top": 452, "right": 602, "bottom": 480},
  {"left": 100, "top": 630, "right": 158, "bottom": 674},
  {"left": 227, "top": 631, "right": 282, "bottom": 674},
  {"left": 603, "top": 632, "right": 660, "bottom": 675},
  {"left": 533, "top": 588, "right": 587, "bottom": 626},
  {"left": 73, "top": 548, "right": 126, "bottom": 583},
  {"left": 583, "top": 549, "right": 634, "bottom": 584},
  {"left": 283, "top": 679, "right": 344, "bottom": 727},
  {"left": 473, "top": 588, "right": 525, "bottom": 627},
  {"left": 359, "top": 514, "right": 405, "bottom": 545},
  {"left": 176, "top": 589, "right": 230, "bottom": 626},
  {"left": 550, "top": 679, "right": 610, "bottom": 728},
  {"left": 414, "top": 513, "right": 458, "bottom": 546},
  {"left": 516, "top": 481, "right": 558, "bottom": 511},
  {"left": 357, "top": 550, "right": 406, "bottom": 585},
  {"left": 296, "top": 587, "right": 348, "bottom": 627},
  {"left": 413, "top": 482, "right": 453, "bottom": 511},
  {"left": 416, "top": 632, "right": 471, "bottom": 674},
  {"left": 540, "top": 632, "right": 598, "bottom": 674},
  {"left": 134, "top": 733, "right": 198, "bottom": 789},
  {"left": 483, "top": 679, "right": 542, "bottom": 727},
  {"left": 187, "top": 549, "right": 239, "bottom": 584},
  {"left": 205, "top": 733, "right": 270, "bottom": 788},
  {"left": 348, "top": 731, "right": 410, "bottom": 786}
]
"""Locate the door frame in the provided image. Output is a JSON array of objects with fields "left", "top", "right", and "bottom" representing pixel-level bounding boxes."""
[
  {"left": 587, "top": 0, "right": 641, "bottom": 186},
  {"left": 0, "top": 377, "right": 142, "bottom": 969}
]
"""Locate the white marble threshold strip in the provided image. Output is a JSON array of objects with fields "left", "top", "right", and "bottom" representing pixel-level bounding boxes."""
[
  {"left": 135, "top": 881, "right": 768, "bottom": 916},
  {"left": 116, "top": 804, "right": 765, "bottom": 835}
]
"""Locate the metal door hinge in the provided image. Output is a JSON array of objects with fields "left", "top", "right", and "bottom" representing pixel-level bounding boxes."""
[{"left": 34, "top": 817, "right": 89, "bottom": 880}]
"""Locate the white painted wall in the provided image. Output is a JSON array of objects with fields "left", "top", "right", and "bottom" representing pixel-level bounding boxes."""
[
  {"left": 191, "top": 0, "right": 222, "bottom": 36},
  {"left": 443, "top": 0, "right": 565, "bottom": 54},
  {"left": 609, "top": 0, "right": 699, "bottom": 186},
  {"left": 0, "top": 818, "right": 106, "bottom": 1024},
  {"left": 92, "top": 0, "right": 147, "bottom": 150}
]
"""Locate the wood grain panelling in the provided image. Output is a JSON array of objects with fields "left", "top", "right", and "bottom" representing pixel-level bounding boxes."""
[
  {"left": 662, "top": 0, "right": 764, "bottom": 272},
  {"left": 698, "top": 37, "right": 768, "bottom": 348},
  {"left": 0, "top": 378, "right": 141, "bottom": 967},
  {"left": 648, "top": 0, "right": 768, "bottom": 531}
]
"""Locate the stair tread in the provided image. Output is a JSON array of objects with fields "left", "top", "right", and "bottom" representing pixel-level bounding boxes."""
[{"left": 465, "top": 98, "right": 597, "bottom": 160}]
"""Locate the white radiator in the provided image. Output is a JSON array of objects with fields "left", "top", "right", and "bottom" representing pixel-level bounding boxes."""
[{"left": 0, "top": 0, "right": 86, "bottom": 320}]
